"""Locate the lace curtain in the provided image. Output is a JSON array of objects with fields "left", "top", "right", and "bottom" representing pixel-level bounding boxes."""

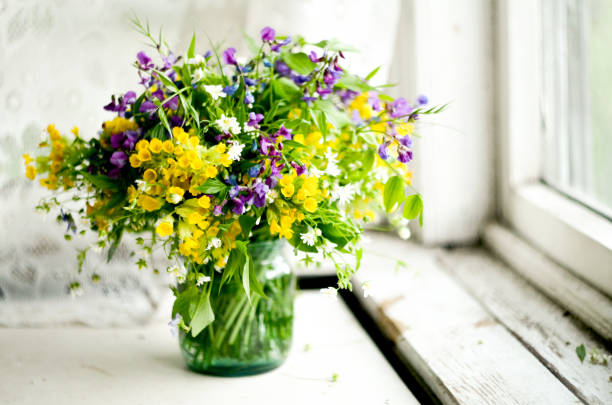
[{"left": 0, "top": 0, "right": 399, "bottom": 326}]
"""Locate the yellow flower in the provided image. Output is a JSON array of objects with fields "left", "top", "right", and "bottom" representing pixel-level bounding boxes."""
[
  {"left": 296, "top": 189, "right": 306, "bottom": 201},
  {"left": 215, "top": 143, "right": 226, "bottom": 154},
  {"left": 297, "top": 212, "right": 305, "bottom": 221},
  {"left": 397, "top": 122, "right": 414, "bottom": 135},
  {"left": 135, "top": 139, "right": 149, "bottom": 152},
  {"left": 129, "top": 154, "right": 142, "bottom": 168},
  {"left": 137, "top": 148, "right": 152, "bottom": 162},
  {"left": 22, "top": 154, "right": 33, "bottom": 165},
  {"left": 304, "top": 197, "right": 317, "bottom": 213},
  {"left": 302, "top": 176, "right": 319, "bottom": 196},
  {"left": 178, "top": 155, "right": 190, "bottom": 169},
  {"left": 25, "top": 165, "right": 36, "bottom": 180},
  {"left": 187, "top": 212, "right": 203, "bottom": 225},
  {"left": 71, "top": 126, "right": 79, "bottom": 137},
  {"left": 50, "top": 161, "right": 62, "bottom": 173},
  {"left": 188, "top": 136, "right": 200, "bottom": 149},
  {"left": 191, "top": 158, "right": 203, "bottom": 170},
  {"left": 279, "top": 173, "right": 296, "bottom": 188},
  {"left": 138, "top": 195, "right": 161, "bottom": 212},
  {"left": 281, "top": 183, "right": 295, "bottom": 198},
  {"left": 174, "top": 145, "right": 185, "bottom": 156},
  {"left": 162, "top": 140, "right": 174, "bottom": 154},
  {"left": 270, "top": 220, "right": 282, "bottom": 235},
  {"left": 143, "top": 169, "right": 157, "bottom": 182},
  {"left": 149, "top": 138, "right": 163, "bottom": 154},
  {"left": 166, "top": 186, "right": 185, "bottom": 204},
  {"left": 205, "top": 166, "right": 218, "bottom": 178},
  {"left": 172, "top": 127, "right": 188, "bottom": 144},
  {"left": 198, "top": 195, "right": 211, "bottom": 209},
  {"left": 127, "top": 186, "right": 138, "bottom": 202},
  {"left": 156, "top": 221, "right": 173, "bottom": 237},
  {"left": 220, "top": 154, "right": 232, "bottom": 167}
]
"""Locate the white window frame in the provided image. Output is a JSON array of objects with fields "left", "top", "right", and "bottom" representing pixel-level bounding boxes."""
[{"left": 496, "top": 0, "right": 612, "bottom": 297}]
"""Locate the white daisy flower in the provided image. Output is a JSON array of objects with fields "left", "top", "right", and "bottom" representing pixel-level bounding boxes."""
[
  {"left": 186, "top": 54, "right": 205, "bottom": 65},
  {"left": 398, "top": 227, "right": 411, "bottom": 240},
  {"left": 300, "top": 228, "right": 318, "bottom": 246},
  {"left": 227, "top": 141, "right": 245, "bottom": 161},
  {"left": 267, "top": 189, "right": 279, "bottom": 204},
  {"left": 206, "top": 238, "right": 222, "bottom": 251},
  {"left": 193, "top": 68, "right": 205, "bottom": 82},
  {"left": 330, "top": 183, "right": 356, "bottom": 208},
  {"left": 196, "top": 274, "right": 211, "bottom": 286},
  {"left": 320, "top": 287, "right": 338, "bottom": 301},
  {"left": 243, "top": 123, "right": 258, "bottom": 133},
  {"left": 168, "top": 265, "right": 187, "bottom": 283},
  {"left": 215, "top": 115, "right": 241, "bottom": 135},
  {"left": 203, "top": 84, "right": 226, "bottom": 100}
]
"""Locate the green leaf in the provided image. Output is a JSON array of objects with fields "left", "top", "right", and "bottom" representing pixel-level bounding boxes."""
[
  {"left": 238, "top": 215, "right": 257, "bottom": 239},
  {"left": 272, "top": 77, "right": 301, "bottom": 101},
  {"left": 362, "top": 149, "right": 375, "bottom": 174},
  {"left": 221, "top": 247, "right": 245, "bottom": 287},
  {"left": 243, "top": 32, "right": 259, "bottom": 55},
  {"left": 383, "top": 176, "right": 405, "bottom": 213},
  {"left": 336, "top": 74, "right": 377, "bottom": 93},
  {"left": 247, "top": 250, "right": 266, "bottom": 298},
  {"left": 151, "top": 69, "right": 178, "bottom": 92},
  {"left": 312, "top": 39, "right": 358, "bottom": 52},
  {"left": 283, "top": 52, "right": 316, "bottom": 75},
  {"left": 195, "top": 178, "right": 228, "bottom": 194},
  {"left": 365, "top": 66, "right": 381, "bottom": 81},
  {"left": 313, "top": 99, "right": 351, "bottom": 129},
  {"left": 157, "top": 108, "right": 172, "bottom": 134},
  {"left": 187, "top": 32, "right": 196, "bottom": 59},
  {"left": 358, "top": 130, "right": 378, "bottom": 146},
  {"left": 80, "top": 172, "right": 118, "bottom": 191},
  {"left": 172, "top": 285, "right": 199, "bottom": 322},
  {"left": 190, "top": 290, "right": 215, "bottom": 337},
  {"left": 403, "top": 194, "right": 424, "bottom": 220},
  {"left": 576, "top": 344, "right": 586, "bottom": 362}
]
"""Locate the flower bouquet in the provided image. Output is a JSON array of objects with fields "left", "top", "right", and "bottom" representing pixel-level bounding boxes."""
[{"left": 23, "top": 20, "right": 442, "bottom": 376}]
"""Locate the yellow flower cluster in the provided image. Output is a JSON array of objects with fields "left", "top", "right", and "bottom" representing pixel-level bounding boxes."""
[
  {"left": 278, "top": 171, "right": 320, "bottom": 213},
  {"left": 129, "top": 127, "right": 233, "bottom": 213},
  {"left": 26, "top": 124, "right": 75, "bottom": 190}
]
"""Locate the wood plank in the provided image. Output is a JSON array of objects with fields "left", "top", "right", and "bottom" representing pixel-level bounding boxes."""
[
  {"left": 440, "top": 247, "right": 612, "bottom": 405},
  {"left": 0, "top": 291, "right": 418, "bottom": 405},
  {"left": 483, "top": 223, "right": 612, "bottom": 341},
  {"left": 354, "top": 232, "right": 581, "bottom": 405}
]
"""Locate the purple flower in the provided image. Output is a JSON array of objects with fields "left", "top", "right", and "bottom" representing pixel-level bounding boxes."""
[
  {"left": 248, "top": 164, "right": 263, "bottom": 178},
  {"left": 167, "top": 96, "right": 179, "bottom": 111},
  {"left": 248, "top": 112, "right": 264, "bottom": 128},
  {"left": 274, "top": 125, "right": 292, "bottom": 140},
  {"left": 244, "top": 92, "right": 254, "bottom": 105},
  {"left": 317, "top": 85, "right": 333, "bottom": 98},
  {"left": 124, "top": 91, "right": 137, "bottom": 104},
  {"left": 417, "top": 94, "right": 428, "bottom": 106},
  {"left": 274, "top": 60, "right": 291, "bottom": 77},
  {"left": 110, "top": 133, "right": 125, "bottom": 149},
  {"left": 389, "top": 98, "right": 412, "bottom": 119},
  {"left": 223, "top": 84, "right": 239, "bottom": 96},
  {"left": 137, "top": 51, "right": 154, "bottom": 71},
  {"left": 168, "top": 314, "right": 182, "bottom": 337},
  {"left": 204, "top": 50, "right": 212, "bottom": 59},
  {"left": 229, "top": 186, "right": 240, "bottom": 198},
  {"left": 231, "top": 198, "right": 245, "bottom": 215},
  {"left": 222, "top": 47, "right": 237, "bottom": 65},
  {"left": 271, "top": 37, "right": 291, "bottom": 52},
  {"left": 302, "top": 90, "right": 317, "bottom": 104},
  {"left": 270, "top": 160, "right": 284, "bottom": 177},
  {"left": 397, "top": 149, "right": 413, "bottom": 163},
  {"left": 309, "top": 51, "right": 322, "bottom": 63},
  {"left": 170, "top": 115, "right": 183, "bottom": 127},
  {"left": 291, "top": 161, "right": 307, "bottom": 176},
  {"left": 123, "top": 130, "right": 140, "bottom": 150},
  {"left": 265, "top": 176, "right": 278, "bottom": 189},
  {"left": 260, "top": 136, "right": 276, "bottom": 156},
  {"left": 110, "top": 151, "right": 127, "bottom": 168},
  {"left": 351, "top": 109, "right": 363, "bottom": 125},
  {"left": 377, "top": 142, "right": 390, "bottom": 160},
  {"left": 139, "top": 100, "right": 156, "bottom": 114},
  {"left": 261, "top": 26, "right": 276, "bottom": 42},
  {"left": 369, "top": 93, "right": 381, "bottom": 111},
  {"left": 291, "top": 73, "right": 310, "bottom": 86},
  {"left": 213, "top": 200, "right": 227, "bottom": 216},
  {"left": 103, "top": 96, "right": 127, "bottom": 116},
  {"left": 399, "top": 135, "right": 413, "bottom": 148},
  {"left": 107, "top": 167, "right": 121, "bottom": 180},
  {"left": 162, "top": 52, "right": 178, "bottom": 70},
  {"left": 244, "top": 77, "right": 257, "bottom": 87},
  {"left": 152, "top": 87, "right": 165, "bottom": 101}
]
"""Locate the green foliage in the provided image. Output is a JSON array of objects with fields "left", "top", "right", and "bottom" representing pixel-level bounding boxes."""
[
  {"left": 283, "top": 52, "right": 316, "bottom": 75},
  {"left": 195, "top": 178, "right": 228, "bottom": 194},
  {"left": 383, "top": 176, "right": 405, "bottom": 213},
  {"left": 576, "top": 344, "right": 586, "bottom": 362}
]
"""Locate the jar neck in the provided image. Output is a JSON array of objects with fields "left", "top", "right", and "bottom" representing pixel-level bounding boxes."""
[{"left": 248, "top": 239, "right": 287, "bottom": 262}]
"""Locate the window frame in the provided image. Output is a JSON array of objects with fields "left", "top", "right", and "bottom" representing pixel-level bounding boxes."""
[{"left": 496, "top": 0, "right": 612, "bottom": 297}]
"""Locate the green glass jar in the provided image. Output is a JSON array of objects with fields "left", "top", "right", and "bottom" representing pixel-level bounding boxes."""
[{"left": 178, "top": 239, "right": 296, "bottom": 376}]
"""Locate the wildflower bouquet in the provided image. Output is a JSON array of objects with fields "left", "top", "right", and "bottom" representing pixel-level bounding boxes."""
[{"left": 24, "top": 20, "right": 441, "bottom": 373}]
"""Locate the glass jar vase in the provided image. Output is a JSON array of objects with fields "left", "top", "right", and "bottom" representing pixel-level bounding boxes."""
[{"left": 178, "top": 239, "right": 296, "bottom": 376}]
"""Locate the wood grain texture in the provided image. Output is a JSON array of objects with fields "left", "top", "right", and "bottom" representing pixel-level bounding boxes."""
[
  {"left": 355, "top": 232, "right": 582, "bottom": 405},
  {"left": 439, "top": 247, "right": 612, "bottom": 405},
  {"left": 0, "top": 292, "right": 419, "bottom": 405},
  {"left": 483, "top": 223, "right": 612, "bottom": 341}
]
